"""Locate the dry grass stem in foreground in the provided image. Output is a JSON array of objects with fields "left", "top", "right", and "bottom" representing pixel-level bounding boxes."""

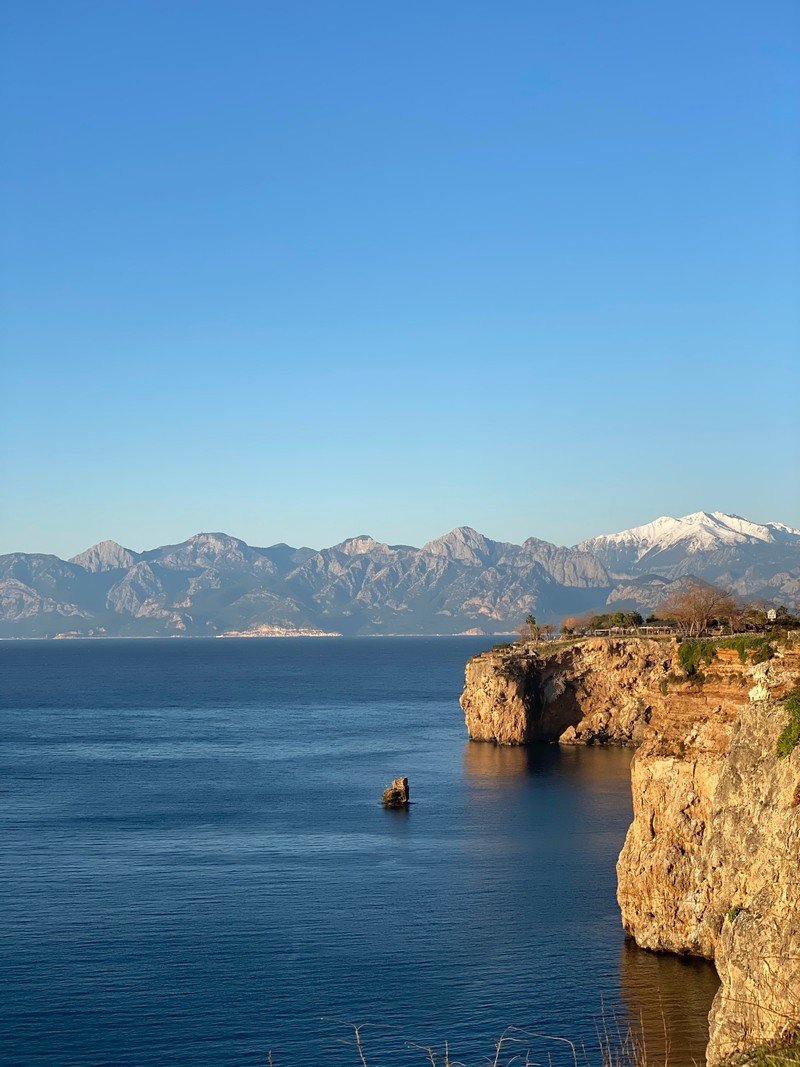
[{"left": 267, "top": 1013, "right": 672, "bottom": 1067}]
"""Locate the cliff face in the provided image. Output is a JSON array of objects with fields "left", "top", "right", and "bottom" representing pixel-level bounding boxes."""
[
  {"left": 461, "top": 638, "right": 800, "bottom": 1064},
  {"left": 461, "top": 637, "right": 666, "bottom": 745},
  {"left": 461, "top": 637, "right": 747, "bottom": 747},
  {"left": 618, "top": 658, "right": 800, "bottom": 1062},
  {"left": 706, "top": 689, "right": 800, "bottom": 1060}
]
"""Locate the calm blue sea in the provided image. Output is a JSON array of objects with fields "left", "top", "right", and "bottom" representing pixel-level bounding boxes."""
[{"left": 0, "top": 637, "right": 718, "bottom": 1067}]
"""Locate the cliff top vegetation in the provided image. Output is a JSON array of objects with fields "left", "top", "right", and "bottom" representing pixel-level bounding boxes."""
[
  {"left": 776, "top": 682, "right": 800, "bottom": 758},
  {"left": 559, "top": 586, "right": 799, "bottom": 641}
]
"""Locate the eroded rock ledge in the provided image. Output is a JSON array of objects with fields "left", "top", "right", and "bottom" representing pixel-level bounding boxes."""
[{"left": 460, "top": 638, "right": 800, "bottom": 1064}]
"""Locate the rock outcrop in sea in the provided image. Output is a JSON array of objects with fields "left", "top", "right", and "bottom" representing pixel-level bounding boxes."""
[
  {"left": 460, "top": 637, "right": 800, "bottom": 1064},
  {"left": 381, "top": 777, "right": 410, "bottom": 808}
]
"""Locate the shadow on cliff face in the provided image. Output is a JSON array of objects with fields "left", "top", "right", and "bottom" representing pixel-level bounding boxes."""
[
  {"left": 533, "top": 652, "right": 589, "bottom": 740},
  {"left": 619, "top": 937, "right": 719, "bottom": 1065}
]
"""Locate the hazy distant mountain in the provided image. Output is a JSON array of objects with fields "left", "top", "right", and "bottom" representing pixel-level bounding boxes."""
[
  {"left": 69, "top": 540, "right": 140, "bottom": 572},
  {"left": 1, "top": 512, "right": 798, "bottom": 638}
]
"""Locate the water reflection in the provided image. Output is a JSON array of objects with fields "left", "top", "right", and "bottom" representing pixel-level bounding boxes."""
[
  {"left": 462, "top": 741, "right": 719, "bottom": 1066},
  {"left": 462, "top": 739, "right": 536, "bottom": 782},
  {"left": 619, "top": 938, "right": 719, "bottom": 1066},
  {"left": 463, "top": 738, "right": 634, "bottom": 790}
]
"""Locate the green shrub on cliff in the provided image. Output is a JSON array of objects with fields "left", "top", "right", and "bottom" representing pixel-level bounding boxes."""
[
  {"left": 776, "top": 683, "right": 800, "bottom": 759},
  {"left": 717, "top": 635, "right": 775, "bottom": 664},
  {"left": 677, "top": 635, "right": 778, "bottom": 678},
  {"left": 678, "top": 639, "right": 717, "bottom": 676}
]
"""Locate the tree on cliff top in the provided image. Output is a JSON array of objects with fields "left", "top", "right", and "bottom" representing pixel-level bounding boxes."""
[{"left": 659, "top": 581, "right": 739, "bottom": 636}]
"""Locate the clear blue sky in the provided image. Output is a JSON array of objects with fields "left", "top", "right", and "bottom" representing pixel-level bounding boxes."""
[{"left": 2, "top": 0, "right": 798, "bottom": 557}]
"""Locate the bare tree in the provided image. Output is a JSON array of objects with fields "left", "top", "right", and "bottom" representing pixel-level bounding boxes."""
[
  {"left": 659, "top": 581, "right": 740, "bottom": 636},
  {"left": 563, "top": 610, "right": 597, "bottom": 634}
]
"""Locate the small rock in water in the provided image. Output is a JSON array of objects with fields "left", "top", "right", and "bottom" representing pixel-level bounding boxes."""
[{"left": 381, "top": 776, "right": 410, "bottom": 808}]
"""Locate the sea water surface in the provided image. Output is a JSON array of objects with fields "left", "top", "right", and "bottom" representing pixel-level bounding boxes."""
[{"left": 1, "top": 637, "right": 718, "bottom": 1067}]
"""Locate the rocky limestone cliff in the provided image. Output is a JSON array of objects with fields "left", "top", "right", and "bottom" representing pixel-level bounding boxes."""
[
  {"left": 460, "top": 636, "right": 736, "bottom": 747},
  {"left": 617, "top": 654, "right": 800, "bottom": 1063},
  {"left": 706, "top": 689, "right": 800, "bottom": 1061},
  {"left": 460, "top": 637, "right": 800, "bottom": 1064}
]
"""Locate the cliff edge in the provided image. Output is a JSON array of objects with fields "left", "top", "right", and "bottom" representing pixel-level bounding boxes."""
[{"left": 460, "top": 637, "right": 800, "bottom": 1064}]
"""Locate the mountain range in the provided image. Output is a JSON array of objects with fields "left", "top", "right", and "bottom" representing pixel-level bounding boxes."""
[{"left": 1, "top": 511, "right": 798, "bottom": 638}]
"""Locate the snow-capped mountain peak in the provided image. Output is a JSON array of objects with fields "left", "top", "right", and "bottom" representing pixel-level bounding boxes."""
[
  {"left": 576, "top": 511, "right": 800, "bottom": 579},
  {"left": 581, "top": 512, "right": 798, "bottom": 554}
]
